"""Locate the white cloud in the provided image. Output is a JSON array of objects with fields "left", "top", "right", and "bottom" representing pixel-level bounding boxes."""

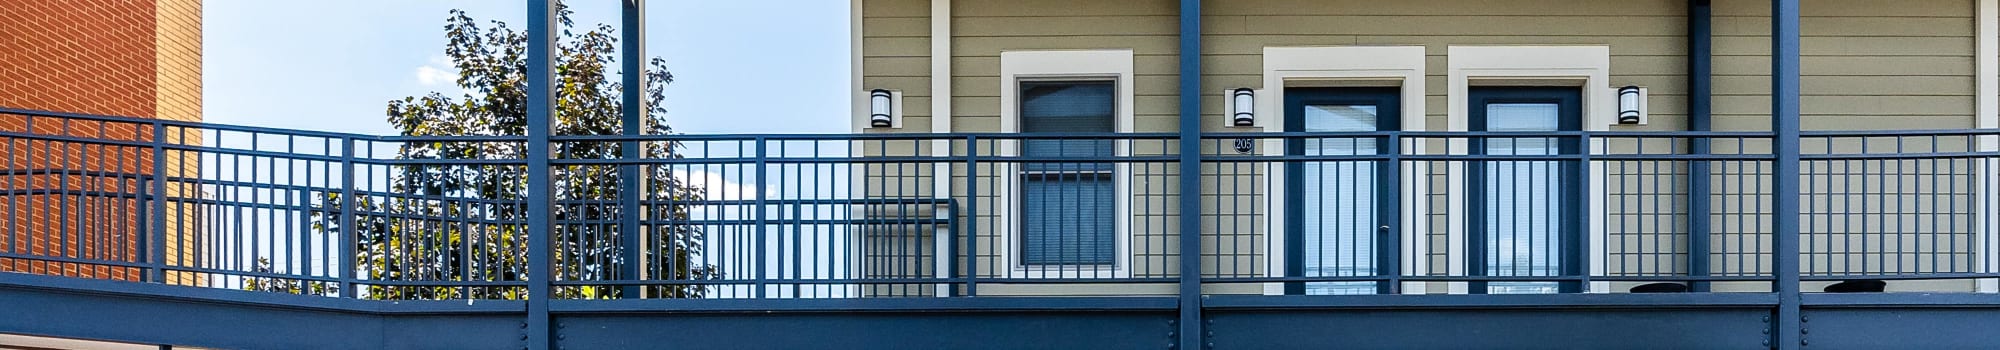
[{"left": 414, "top": 56, "right": 456, "bottom": 87}]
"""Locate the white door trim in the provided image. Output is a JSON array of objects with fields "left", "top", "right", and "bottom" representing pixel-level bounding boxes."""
[{"left": 1257, "top": 46, "right": 1429, "bottom": 295}]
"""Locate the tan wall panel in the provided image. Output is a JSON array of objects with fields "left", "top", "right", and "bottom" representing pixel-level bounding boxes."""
[{"left": 857, "top": 0, "right": 1986, "bottom": 294}]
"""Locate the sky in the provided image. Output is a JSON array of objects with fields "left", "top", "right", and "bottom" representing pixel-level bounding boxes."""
[{"left": 202, "top": 0, "right": 852, "bottom": 136}]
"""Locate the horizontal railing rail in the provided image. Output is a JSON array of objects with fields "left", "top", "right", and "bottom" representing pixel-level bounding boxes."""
[{"left": 2, "top": 107, "right": 1997, "bottom": 300}]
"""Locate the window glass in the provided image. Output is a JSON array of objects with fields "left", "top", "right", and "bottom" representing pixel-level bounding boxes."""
[
  {"left": 1301, "top": 104, "right": 1379, "bottom": 295},
  {"left": 1482, "top": 102, "right": 1561, "bottom": 294},
  {"left": 1019, "top": 81, "right": 1115, "bottom": 266}
]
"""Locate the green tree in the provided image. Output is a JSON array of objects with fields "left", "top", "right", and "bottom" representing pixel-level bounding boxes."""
[{"left": 269, "top": 4, "right": 712, "bottom": 300}]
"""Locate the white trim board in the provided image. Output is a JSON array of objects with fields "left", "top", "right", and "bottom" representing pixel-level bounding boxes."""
[
  {"left": 1976, "top": 0, "right": 1999, "bottom": 293},
  {"left": 1445, "top": 46, "right": 1614, "bottom": 294},
  {"left": 929, "top": 0, "right": 953, "bottom": 296},
  {"left": 997, "top": 49, "right": 1137, "bottom": 279},
  {"left": 847, "top": 0, "right": 868, "bottom": 298},
  {"left": 1256, "top": 46, "right": 1430, "bottom": 295}
]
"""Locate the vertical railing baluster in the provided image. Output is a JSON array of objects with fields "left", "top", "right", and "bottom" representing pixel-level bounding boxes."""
[{"left": 148, "top": 122, "right": 168, "bottom": 284}]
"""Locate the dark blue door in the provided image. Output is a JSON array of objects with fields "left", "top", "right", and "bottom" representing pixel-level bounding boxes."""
[
  {"left": 1284, "top": 87, "right": 1399, "bottom": 295},
  {"left": 1466, "top": 87, "right": 1584, "bottom": 294}
]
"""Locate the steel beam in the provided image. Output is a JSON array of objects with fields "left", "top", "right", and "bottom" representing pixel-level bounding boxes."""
[
  {"left": 1687, "top": 0, "right": 1714, "bottom": 293},
  {"left": 526, "top": 0, "right": 559, "bottom": 348},
  {"left": 1175, "top": 0, "right": 1205, "bottom": 348},
  {"left": 0, "top": 273, "right": 525, "bottom": 349},
  {"left": 11, "top": 274, "right": 2000, "bottom": 349},
  {"left": 1208, "top": 307, "right": 1770, "bottom": 349},
  {"left": 1770, "top": 0, "right": 1805, "bottom": 348},
  {"left": 556, "top": 311, "right": 1174, "bottom": 349}
]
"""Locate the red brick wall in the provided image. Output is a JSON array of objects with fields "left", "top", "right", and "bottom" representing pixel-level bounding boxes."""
[
  {"left": 0, "top": 0, "right": 199, "bottom": 282},
  {"left": 0, "top": 0, "right": 160, "bottom": 117}
]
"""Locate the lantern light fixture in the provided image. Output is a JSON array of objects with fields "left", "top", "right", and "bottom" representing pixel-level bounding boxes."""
[
  {"left": 1617, "top": 86, "right": 1644, "bottom": 125},
  {"left": 1231, "top": 88, "right": 1256, "bottom": 127},
  {"left": 870, "top": 89, "right": 894, "bottom": 128}
]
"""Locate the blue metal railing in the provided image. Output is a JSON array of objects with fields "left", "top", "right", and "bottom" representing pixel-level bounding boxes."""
[{"left": 2, "top": 107, "right": 1998, "bottom": 300}]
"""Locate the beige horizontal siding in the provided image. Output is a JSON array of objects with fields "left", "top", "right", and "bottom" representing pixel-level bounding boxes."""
[
  {"left": 862, "top": 0, "right": 931, "bottom": 133},
  {"left": 857, "top": 0, "right": 1986, "bottom": 295},
  {"left": 1712, "top": 0, "right": 1977, "bottom": 131}
]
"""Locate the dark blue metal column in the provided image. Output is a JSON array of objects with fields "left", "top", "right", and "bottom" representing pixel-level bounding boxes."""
[
  {"left": 618, "top": 0, "right": 648, "bottom": 299},
  {"left": 1687, "top": 0, "right": 1714, "bottom": 293},
  {"left": 526, "top": 0, "right": 558, "bottom": 348},
  {"left": 1770, "top": 0, "right": 1804, "bottom": 348},
  {"left": 1176, "top": 0, "right": 1205, "bottom": 348}
]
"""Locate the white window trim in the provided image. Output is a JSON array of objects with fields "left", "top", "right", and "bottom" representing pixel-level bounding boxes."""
[
  {"left": 997, "top": 49, "right": 1135, "bottom": 279},
  {"left": 1444, "top": 45, "right": 1615, "bottom": 294},
  {"left": 1255, "top": 46, "right": 1429, "bottom": 295}
]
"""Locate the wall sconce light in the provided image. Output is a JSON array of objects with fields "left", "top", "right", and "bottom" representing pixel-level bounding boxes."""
[
  {"left": 1231, "top": 88, "right": 1256, "bottom": 127},
  {"left": 870, "top": 89, "right": 895, "bottom": 128},
  {"left": 1617, "top": 86, "right": 1645, "bottom": 125}
]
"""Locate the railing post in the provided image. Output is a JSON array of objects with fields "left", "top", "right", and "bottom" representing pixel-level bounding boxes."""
[
  {"left": 338, "top": 138, "right": 357, "bottom": 298},
  {"left": 148, "top": 121, "right": 167, "bottom": 284},
  {"left": 754, "top": 136, "right": 768, "bottom": 299},
  {"left": 1771, "top": 0, "right": 1805, "bottom": 348},
  {"left": 1176, "top": 0, "right": 1205, "bottom": 348},
  {"left": 1381, "top": 133, "right": 1402, "bottom": 294},
  {"left": 964, "top": 135, "right": 979, "bottom": 296},
  {"left": 1574, "top": 132, "right": 1593, "bottom": 293},
  {"left": 617, "top": 0, "right": 649, "bottom": 300},
  {"left": 526, "top": 0, "right": 558, "bottom": 348},
  {"left": 1687, "top": 0, "right": 1714, "bottom": 293}
]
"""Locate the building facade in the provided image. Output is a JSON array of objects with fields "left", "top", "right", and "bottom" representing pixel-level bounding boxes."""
[
  {"left": 9, "top": 0, "right": 2000, "bottom": 348},
  {"left": 853, "top": 0, "right": 1999, "bottom": 296},
  {"left": 0, "top": 0, "right": 202, "bottom": 284}
]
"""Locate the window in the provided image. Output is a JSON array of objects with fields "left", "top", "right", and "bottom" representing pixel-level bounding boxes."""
[
  {"left": 1018, "top": 81, "right": 1116, "bottom": 266},
  {"left": 998, "top": 50, "right": 1133, "bottom": 275},
  {"left": 1466, "top": 87, "right": 1583, "bottom": 294}
]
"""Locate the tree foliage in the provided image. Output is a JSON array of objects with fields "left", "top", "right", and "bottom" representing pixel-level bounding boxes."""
[{"left": 256, "top": 4, "right": 712, "bottom": 299}]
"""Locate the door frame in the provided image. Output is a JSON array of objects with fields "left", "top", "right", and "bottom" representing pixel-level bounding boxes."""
[{"left": 1258, "top": 46, "right": 1430, "bottom": 296}]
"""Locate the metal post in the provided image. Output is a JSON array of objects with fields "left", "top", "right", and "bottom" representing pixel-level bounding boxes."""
[
  {"left": 618, "top": 0, "right": 648, "bottom": 299},
  {"left": 1574, "top": 132, "right": 1593, "bottom": 293},
  {"left": 148, "top": 122, "right": 167, "bottom": 284},
  {"left": 526, "top": 0, "right": 558, "bottom": 348},
  {"left": 1176, "top": 0, "right": 1205, "bottom": 348},
  {"left": 965, "top": 136, "right": 979, "bottom": 296},
  {"left": 1771, "top": 0, "right": 1805, "bottom": 348},
  {"left": 1687, "top": 0, "right": 1714, "bottom": 293},
  {"left": 1381, "top": 133, "right": 1402, "bottom": 294},
  {"left": 338, "top": 138, "right": 357, "bottom": 298},
  {"left": 754, "top": 137, "right": 768, "bottom": 298}
]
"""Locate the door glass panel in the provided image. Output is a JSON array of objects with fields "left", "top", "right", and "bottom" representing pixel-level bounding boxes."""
[
  {"left": 1483, "top": 103, "right": 1561, "bottom": 294},
  {"left": 1301, "top": 104, "right": 1378, "bottom": 295}
]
